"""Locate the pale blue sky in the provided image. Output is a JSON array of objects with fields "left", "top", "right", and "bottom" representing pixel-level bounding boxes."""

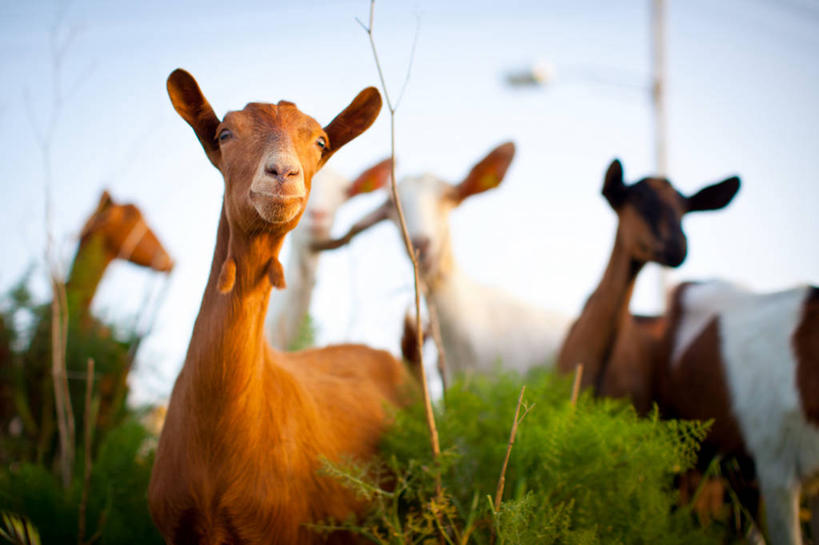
[{"left": 1, "top": 0, "right": 817, "bottom": 403}]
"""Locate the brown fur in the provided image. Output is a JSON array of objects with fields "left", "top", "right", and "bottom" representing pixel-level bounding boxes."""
[
  {"left": 557, "top": 159, "right": 739, "bottom": 414},
  {"left": 149, "top": 70, "right": 412, "bottom": 545},
  {"left": 72, "top": 190, "right": 174, "bottom": 320},
  {"left": 794, "top": 287, "right": 819, "bottom": 427},
  {"left": 656, "top": 284, "right": 747, "bottom": 453}
]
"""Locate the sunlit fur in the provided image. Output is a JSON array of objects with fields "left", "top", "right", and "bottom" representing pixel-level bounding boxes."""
[
  {"left": 663, "top": 280, "right": 819, "bottom": 545},
  {"left": 148, "top": 70, "right": 412, "bottom": 545},
  {"left": 265, "top": 159, "right": 391, "bottom": 349},
  {"left": 72, "top": 190, "right": 174, "bottom": 323}
]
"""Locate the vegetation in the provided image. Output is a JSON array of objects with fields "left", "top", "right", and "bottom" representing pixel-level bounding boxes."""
[
  {"left": 0, "top": 278, "right": 741, "bottom": 545},
  {"left": 0, "top": 274, "right": 163, "bottom": 544},
  {"left": 319, "top": 369, "right": 723, "bottom": 544}
]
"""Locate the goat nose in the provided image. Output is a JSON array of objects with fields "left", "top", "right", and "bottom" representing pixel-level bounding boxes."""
[{"left": 265, "top": 161, "right": 300, "bottom": 182}]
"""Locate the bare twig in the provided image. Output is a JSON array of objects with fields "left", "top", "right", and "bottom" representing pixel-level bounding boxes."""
[
  {"left": 358, "top": 1, "right": 441, "bottom": 493},
  {"left": 78, "top": 358, "right": 95, "bottom": 545},
  {"left": 51, "top": 278, "right": 74, "bottom": 489},
  {"left": 570, "top": 363, "right": 584, "bottom": 407},
  {"left": 393, "top": 14, "right": 420, "bottom": 111},
  {"left": 27, "top": 3, "right": 86, "bottom": 490},
  {"left": 493, "top": 386, "right": 532, "bottom": 512},
  {"left": 490, "top": 386, "right": 533, "bottom": 545}
]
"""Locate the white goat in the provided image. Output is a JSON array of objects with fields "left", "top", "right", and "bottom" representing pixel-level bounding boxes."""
[
  {"left": 265, "top": 159, "right": 391, "bottom": 349},
  {"left": 663, "top": 279, "right": 819, "bottom": 545},
  {"left": 318, "top": 142, "right": 570, "bottom": 382}
]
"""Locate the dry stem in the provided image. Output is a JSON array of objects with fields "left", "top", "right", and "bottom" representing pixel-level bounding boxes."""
[
  {"left": 78, "top": 358, "right": 95, "bottom": 545},
  {"left": 490, "top": 386, "right": 533, "bottom": 545},
  {"left": 51, "top": 277, "right": 74, "bottom": 489},
  {"left": 357, "top": 0, "right": 441, "bottom": 494},
  {"left": 493, "top": 386, "right": 531, "bottom": 512},
  {"left": 570, "top": 363, "right": 584, "bottom": 407}
]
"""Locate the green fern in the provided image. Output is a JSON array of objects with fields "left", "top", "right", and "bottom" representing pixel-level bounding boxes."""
[{"left": 325, "top": 369, "right": 720, "bottom": 544}]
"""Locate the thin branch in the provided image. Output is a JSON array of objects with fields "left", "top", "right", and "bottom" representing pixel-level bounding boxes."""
[
  {"left": 51, "top": 277, "right": 73, "bottom": 489},
  {"left": 493, "top": 386, "right": 531, "bottom": 512},
  {"left": 358, "top": 0, "right": 441, "bottom": 495},
  {"left": 78, "top": 358, "right": 95, "bottom": 545},
  {"left": 490, "top": 386, "right": 533, "bottom": 545},
  {"left": 394, "top": 15, "right": 421, "bottom": 111},
  {"left": 570, "top": 363, "right": 584, "bottom": 407}
]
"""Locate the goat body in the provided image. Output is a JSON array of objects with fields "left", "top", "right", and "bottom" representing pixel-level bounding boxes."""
[
  {"left": 431, "top": 265, "right": 569, "bottom": 376},
  {"left": 661, "top": 280, "right": 819, "bottom": 545},
  {"left": 149, "top": 70, "right": 410, "bottom": 545}
]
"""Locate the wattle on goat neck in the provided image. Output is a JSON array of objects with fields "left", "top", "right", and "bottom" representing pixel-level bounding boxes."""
[
  {"left": 265, "top": 158, "right": 392, "bottom": 350},
  {"left": 149, "top": 69, "right": 411, "bottom": 545}
]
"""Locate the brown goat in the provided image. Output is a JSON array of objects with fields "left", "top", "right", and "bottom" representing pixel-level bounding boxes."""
[
  {"left": 557, "top": 158, "right": 740, "bottom": 412},
  {"left": 148, "top": 70, "right": 412, "bottom": 545}
]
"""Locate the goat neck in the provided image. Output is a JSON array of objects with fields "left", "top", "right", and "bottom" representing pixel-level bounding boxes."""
[{"left": 558, "top": 231, "right": 641, "bottom": 390}]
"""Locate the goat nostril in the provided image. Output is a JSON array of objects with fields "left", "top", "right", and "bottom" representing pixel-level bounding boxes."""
[{"left": 265, "top": 164, "right": 300, "bottom": 180}]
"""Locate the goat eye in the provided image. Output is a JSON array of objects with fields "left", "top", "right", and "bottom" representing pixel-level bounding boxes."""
[
  {"left": 316, "top": 136, "right": 327, "bottom": 150},
  {"left": 218, "top": 128, "right": 233, "bottom": 143}
]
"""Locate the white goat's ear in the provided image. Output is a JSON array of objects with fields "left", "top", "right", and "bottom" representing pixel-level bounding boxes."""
[
  {"left": 167, "top": 69, "right": 222, "bottom": 168},
  {"left": 453, "top": 141, "right": 516, "bottom": 203},
  {"left": 347, "top": 158, "right": 393, "bottom": 198}
]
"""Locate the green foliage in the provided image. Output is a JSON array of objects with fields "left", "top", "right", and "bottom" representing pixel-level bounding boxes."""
[
  {"left": 0, "top": 511, "right": 41, "bottom": 545},
  {"left": 0, "top": 271, "right": 138, "bottom": 466},
  {"left": 0, "top": 268, "right": 163, "bottom": 544},
  {"left": 323, "top": 369, "right": 718, "bottom": 544},
  {"left": 0, "top": 419, "right": 163, "bottom": 545}
]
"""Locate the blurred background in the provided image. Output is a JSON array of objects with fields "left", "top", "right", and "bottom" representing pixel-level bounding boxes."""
[{"left": 1, "top": 0, "right": 817, "bottom": 407}]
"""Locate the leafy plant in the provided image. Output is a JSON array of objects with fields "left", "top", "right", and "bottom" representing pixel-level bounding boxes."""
[
  {"left": 321, "top": 369, "right": 721, "bottom": 544},
  {"left": 0, "top": 418, "right": 163, "bottom": 545}
]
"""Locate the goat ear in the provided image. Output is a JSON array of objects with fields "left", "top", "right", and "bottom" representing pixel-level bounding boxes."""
[
  {"left": 602, "top": 158, "right": 627, "bottom": 209},
  {"left": 453, "top": 141, "right": 516, "bottom": 203},
  {"left": 686, "top": 176, "right": 741, "bottom": 213},
  {"left": 97, "top": 190, "right": 114, "bottom": 212},
  {"left": 321, "top": 87, "right": 382, "bottom": 166},
  {"left": 347, "top": 158, "right": 393, "bottom": 198},
  {"left": 167, "top": 69, "right": 221, "bottom": 168}
]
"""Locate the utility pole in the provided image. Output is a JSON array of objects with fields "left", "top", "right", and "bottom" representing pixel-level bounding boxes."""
[
  {"left": 651, "top": 0, "right": 669, "bottom": 310},
  {"left": 652, "top": 0, "right": 668, "bottom": 177}
]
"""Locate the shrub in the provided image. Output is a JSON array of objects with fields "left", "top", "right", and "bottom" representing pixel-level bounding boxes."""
[
  {"left": 322, "top": 369, "right": 720, "bottom": 544},
  {"left": 0, "top": 418, "right": 162, "bottom": 545}
]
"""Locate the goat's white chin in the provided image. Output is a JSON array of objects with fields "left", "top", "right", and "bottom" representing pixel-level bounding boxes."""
[{"left": 251, "top": 192, "right": 305, "bottom": 224}]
